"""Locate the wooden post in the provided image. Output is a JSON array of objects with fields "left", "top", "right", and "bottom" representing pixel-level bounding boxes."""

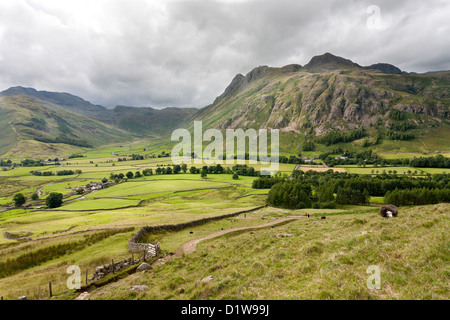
[
  {"left": 86, "top": 269, "right": 88, "bottom": 284},
  {"left": 143, "top": 250, "right": 146, "bottom": 262},
  {"left": 49, "top": 281, "right": 52, "bottom": 297},
  {"left": 112, "top": 259, "right": 114, "bottom": 273},
  {"left": 132, "top": 253, "right": 134, "bottom": 263}
]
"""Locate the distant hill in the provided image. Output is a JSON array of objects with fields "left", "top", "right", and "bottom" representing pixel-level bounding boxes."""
[
  {"left": 0, "top": 87, "right": 198, "bottom": 157},
  {"left": 190, "top": 53, "right": 450, "bottom": 153},
  {"left": 0, "top": 94, "right": 133, "bottom": 158}
]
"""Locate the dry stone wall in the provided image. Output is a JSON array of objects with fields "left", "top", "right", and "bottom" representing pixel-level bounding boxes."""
[{"left": 128, "top": 205, "right": 266, "bottom": 252}]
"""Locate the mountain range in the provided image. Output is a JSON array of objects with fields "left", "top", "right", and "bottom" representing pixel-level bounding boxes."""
[{"left": 1, "top": 53, "right": 449, "bottom": 158}]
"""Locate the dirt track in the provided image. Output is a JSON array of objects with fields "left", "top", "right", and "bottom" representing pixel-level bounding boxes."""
[
  {"left": 174, "top": 216, "right": 304, "bottom": 255},
  {"left": 74, "top": 215, "right": 305, "bottom": 300}
]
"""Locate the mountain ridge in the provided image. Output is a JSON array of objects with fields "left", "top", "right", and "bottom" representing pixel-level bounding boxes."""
[{"left": 1, "top": 52, "right": 449, "bottom": 157}]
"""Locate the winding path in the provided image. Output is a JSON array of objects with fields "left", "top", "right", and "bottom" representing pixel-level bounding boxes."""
[
  {"left": 74, "top": 215, "right": 306, "bottom": 300},
  {"left": 174, "top": 216, "right": 304, "bottom": 255}
]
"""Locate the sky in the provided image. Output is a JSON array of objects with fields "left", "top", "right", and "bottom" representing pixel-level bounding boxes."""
[{"left": 0, "top": 0, "right": 449, "bottom": 109}]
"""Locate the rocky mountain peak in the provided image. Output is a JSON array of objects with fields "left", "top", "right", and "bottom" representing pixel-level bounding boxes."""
[{"left": 305, "top": 52, "right": 360, "bottom": 70}]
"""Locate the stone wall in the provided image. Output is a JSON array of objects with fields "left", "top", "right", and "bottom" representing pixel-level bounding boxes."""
[
  {"left": 89, "top": 257, "right": 143, "bottom": 281},
  {"left": 128, "top": 205, "right": 266, "bottom": 252}
]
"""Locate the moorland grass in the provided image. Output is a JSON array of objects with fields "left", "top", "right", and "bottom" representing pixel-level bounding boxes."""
[{"left": 88, "top": 203, "right": 449, "bottom": 300}]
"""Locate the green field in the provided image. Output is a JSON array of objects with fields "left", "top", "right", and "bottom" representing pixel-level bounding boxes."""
[
  {"left": 343, "top": 166, "right": 426, "bottom": 175},
  {"left": 0, "top": 141, "right": 449, "bottom": 301}
]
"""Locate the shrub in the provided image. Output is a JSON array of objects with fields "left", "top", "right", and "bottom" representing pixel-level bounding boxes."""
[
  {"left": 13, "top": 193, "right": 26, "bottom": 207},
  {"left": 46, "top": 193, "right": 63, "bottom": 209}
]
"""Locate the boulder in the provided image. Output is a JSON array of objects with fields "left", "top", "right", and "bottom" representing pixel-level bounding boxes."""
[
  {"left": 201, "top": 275, "right": 214, "bottom": 283},
  {"left": 136, "top": 263, "right": 152, "bottom": 272},
  {"left": 130, "top": 285, "right": 149, "bottom": 292}
]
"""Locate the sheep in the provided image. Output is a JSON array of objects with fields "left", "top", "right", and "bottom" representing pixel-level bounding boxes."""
[{"left": 380, "top": 205, "right": 398, "bottom": 218}]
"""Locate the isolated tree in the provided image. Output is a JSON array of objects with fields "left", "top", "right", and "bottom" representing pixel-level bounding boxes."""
[
  {"left": 118, "top": 173, "right": 125, "bottom": 180},
  {"left": 232, "top": 173, "right": 239, "bottom": 180},
  {"left": 190, "top": 166, "right": 197, "bottom": 174},
  {"left": 143, "top": 168, "right": 153, "bottom": 176},
  {"left": 201, "top": 168, "right": 208, "bottom": 179},
  {"left": 181, "top": 163, "right": 188, "bottom": 173},
  {"left": 13, "top": 193, "right": 26, "bottom": 207},
  {"left": 126, "top": 171, "right": 134, "bottom": 179},
  {"left": 173, "top": 165, "right": 181, "bottom": 174},
  {"left": 102, "top": 177, "right": 108, "bottom": 183},
  {"left": 30, "top": 193, "right": 39, "bottom": 201},
  {"left": 135, "top": 171, "right": 142, "bottom": 178},
  {"left": 46, "top": 192, "right": 63, "bottom": 209}
]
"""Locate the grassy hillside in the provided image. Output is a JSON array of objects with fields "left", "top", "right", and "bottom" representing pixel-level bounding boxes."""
[
  {"left": 0, "top": 95, "right": 133, "bottom": 158},
  {"left": 87, "top": 203, "right": 449, "bottom": 300}
]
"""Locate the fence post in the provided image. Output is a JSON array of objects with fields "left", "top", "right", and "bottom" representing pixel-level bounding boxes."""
[
  {"left": 86, "top": 269, "right": 88, "bottom": 284},
  {"left": 112, "top": 259, "right": 114, "bottom": 273},
  {"left": 49, "top": 281, "right": 52, "bottom": 297},
  {"left": 143, "top": 250, "right": 146, "bottom": 262},
  {"left": 132, "top": 253, "right": 134, "bottom": 263}
]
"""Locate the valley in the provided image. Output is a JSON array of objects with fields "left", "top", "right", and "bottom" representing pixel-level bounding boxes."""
[{"left": 0, "top": 53, "right": 449, "bottom": 301}]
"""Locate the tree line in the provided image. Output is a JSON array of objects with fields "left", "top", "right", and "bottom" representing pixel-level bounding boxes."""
[
  {"left": 385, "top": 188, "right": 450, "bottom": 206},
  {"left": 254, "top": 169, "right": 450, "bottom": 208}
]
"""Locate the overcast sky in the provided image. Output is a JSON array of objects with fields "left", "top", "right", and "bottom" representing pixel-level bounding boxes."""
[{"left": 0, "top": 0, "right": 449, "bottom": 109}]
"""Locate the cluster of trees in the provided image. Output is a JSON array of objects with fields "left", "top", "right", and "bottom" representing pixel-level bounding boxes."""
[
  {"left": 252, "top": 176, "right": 286, "bottom": 189},
  {"left": 266, "top": 180, "right": 341, "bottom": 209},
  {"left": 255, "top": 169, "right": 450, "bottom": 209},
  {"left": 389, "top": 109, "right": 406, "bottom": 121},
  {"left": 30, "top": 170, "right": 82, "bottom": 176},
  {"left": 293, "top": 170, "right": 450, "bottom": 197},
  {"left": 107, "top": 164, "right": 259, "bottom": 181},
  {"left": 385, "top": 130, "right": 415, "bottom": 141},
  {"left": 316, "top": 129, "right": 366, "bottom": 146},
  {"left": 0, "top": 159, "right": 13, "bottom": 167},
  {"left": 385, "top": 188, "right": 450, "bottom": 206},
  {"left": 232, "top": 165, "right": 259, "bottom": 176},
  {"left": 12, "top": 192, "right": 63, "bottom": 208},
  {"left": 409, "top": 155, "right": 450, "bottom": 168},
  {"left": 320, "top": 150, "right": 449, "bottom": 169},
  {"left": 21, "top": 159, "right": 46, "bottom": 167},
  {"left": 279, "top": 155, "right": 302, "bottom": 164},
  {"left": 131, "top": 154, "right": 144, "bottom": 160},
  {"left": 302, "top": 141, "right": 315, "bottom": 151},
  {"left": 389, "top": 122, "right": 415, "bottom": 132},
  {"left": 30, "top": 171, "right": 55, "bottom": 176},
  {"left": 57, "top": 170, "right": 82, "bottom": 176},
  {"left": 68, "top": 154, "right": 84, "bottom": 159},
  {"left": 189, "top": 164, "right": 225, "bottom": 175},
  {"left": 321, "top": 149, "right": 381, "bottom": 167},
  {"left": 336, "top": 187, "right": 371, "bottom": 205},
  {"left": 267, "top": 181, "right": 313, "bottom": 209}
]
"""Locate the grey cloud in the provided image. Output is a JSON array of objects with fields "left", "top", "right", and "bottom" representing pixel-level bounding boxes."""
[{"left": 0, "top": 0, "right": 448, "bottom": 109}]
